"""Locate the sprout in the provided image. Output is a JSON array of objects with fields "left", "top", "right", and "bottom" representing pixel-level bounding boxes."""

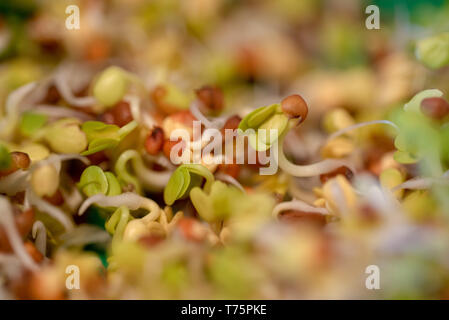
[
  {"left": 44, "top": 118, "right": 88, "bottom": 154},
  {"left": 238, "top": 103, "right": 289, "bottom": 151},
  {"left": 415, "top": 32, "right": 449, "bottom": 69},
  {"left": 272, "top": 199, "right": 329, "bottom": 219},
  {"left": 403, "top": 89, "right": 443, "bottom": 113},
  {"left": 105, "top": 206, "right": 133, "bottom": 252},
  {"left": 19, "top": 112, "right": 47, "bottom": 137},
  {"left": 78, "top": 192, "right": 160, "bottom": 216},
  {"left": 164, "top": 164, "right": 214, "bottom": 205},
  {"left": 392, "top": 91, "right": 443, "bottom": 168},
  {"left": 80, "top": 120, "right": 137, "bottom": 156},
  {"left": 78, "top": 165, "right": 121, "bottom": 197},
  {"left": 239, "top": 95, "right": 354, "bottom": 176},
  {"left": 189, "top": 180, "right": 242, "bottom": 222},
  {"left": 115, "top": 149, "right": 172, "bottom": 194},
  {"left": 93, "top": 66, "right": 130, "bottom": 107},
  {"left": 0, "top": 144, "right": 11, "bottom": 170},
  {"left": 105, "top": 206, "right": 133, "bottom": 235}
]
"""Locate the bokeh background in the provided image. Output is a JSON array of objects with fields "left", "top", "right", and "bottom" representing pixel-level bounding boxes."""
[{"left": 1, "top": 0, "right": 449, "bottom": 299}]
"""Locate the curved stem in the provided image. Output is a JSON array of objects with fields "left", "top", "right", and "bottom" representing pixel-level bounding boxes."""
[
  {"left": 115, "top": 150, "right": 172, "bottom": 193},
  {"left": 78, "top": 192, "right": 161, "bottom": 222},
  {"left": 326, "top": 120, "right": 399, "bottom": 142},
  {"left": 0, "top": 197, "right": 39, "bottom": 271},
  {"left": 272, "top": 199, "right": 329, "bottom": 218},
  {"left": 277, "top": 136, "right": 355, "bottom": 177}
]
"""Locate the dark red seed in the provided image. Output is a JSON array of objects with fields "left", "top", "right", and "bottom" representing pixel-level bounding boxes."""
[
  {"left": 0, "top": 152, "right": 31, "bottom": 178},
  {"left": 420, "top": 97, "right": 449, "bottom": 120},
  {"left": 162, "top": 138, "right": 185, "bottom": 159},
  {"left": 220, "top": 115, "right": 241, "bottom": 136},
  {"left": 281, "top": 94, "right": 308, "bottom": 122},
  {"left": 319, "top": 166, "right": 353, "bottom": 184},
  {"left": 145, "top": 127, "right": 165, "bottom": 155},
  {"left": 195, "top": 85, "right": 224, "bottom": 113},
  {"left": 99, "top": 101, "right": 133, "bottom": 127}
]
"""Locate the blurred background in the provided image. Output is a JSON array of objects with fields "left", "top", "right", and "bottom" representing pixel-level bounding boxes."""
[
  {"left": 0, "top": 0, "right": 448, "bottom": 112},
  {"left": 1, "top": 0, "right": 449, "bottom": 300}
]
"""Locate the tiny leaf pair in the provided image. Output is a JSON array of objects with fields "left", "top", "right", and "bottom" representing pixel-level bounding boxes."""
[
  {"left": 164, "top": 164, "right": 214, "bottom": 205},
  {"left": 78, "top": 165, "right": 122, "bottom": 197},
  {"left": 238, "top": 104, "right": 289, "bottom": 151},
  {"left": 190, "top": 180, "right": 242, "bottom": 222},
  {"left": 80, "top": 120, "right": 137, "bottom": 156}
]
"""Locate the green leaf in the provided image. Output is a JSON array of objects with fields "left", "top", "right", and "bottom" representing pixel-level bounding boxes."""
[
  {"left": 163, "top": 164, "right": 215, "bottom": 205},
  {"left": 164, "top": 166, "right": 189, "bottom": 205},
  {"left": 393, "top": 150, "right": 418, "bottom": 164},
  {"left": 190, "top": 181, "right": 242, "bottom": 222},
  {"left": 181, "top": 164, "right": 215, "bottom": 192},
  {"left": 246, "top": 104, "right": 277, "bottom": 128},
  {"left": 0, "top": 144, "right": 11, "bottom": 170},
  {"left": 105, "top": 206, "right": 132, "bottom": 236},
  {"left": 78, "top": 165, "right": 109, "bottom": 197},
  {"left": 238, "top": 104, "right": 288, "bottom": 151},
  {"left": 82, "top": 121, "right": 120, "bottom": 142},
  {"left": 81, "top": 138, "right": 119, "bottom": 156},
  {"left": 105, "top": 171, "right": 122, "bottom": 196},
  {"left": 238, "top": 104, "right": 278, "bottom": 131},
  {"left": 19, "top": 112, "right": 47, "bottom": 136},
  {"left": 118, "top": 120, "right": 138, "bottom": 139},
  {"left": 80, "top": 120, "right": 137, "bottom": 155}
]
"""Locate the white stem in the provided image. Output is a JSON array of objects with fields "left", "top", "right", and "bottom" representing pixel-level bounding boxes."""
[
  {"left": 327, "top": 120, "right": 399, "bottom": 142},
  {"left": 278, "top": 138, "right": 355, "bottom": 177},
  {"left": 26, "top": 187, "right": 74, "bottom": 231},
  {"left": 272, "top": 199, "right": 329, "bottom": 218},
  {"left": 116, "top": 149, "right": 172, "bottom": 192},
  {"left": 0, "top": 197, "right": 39, "bottom": 271},
  {"left": 0, "top": 82, "right": 37, "bottom": 138},
  {"left": 78, "top": 193, "right": 161, "bottom": 222},
  {"left": 392, "top": 174, "right": 449, "bottom": 192},
  {"left": 31, "top": 104, "right": 95, "bottom": 121},
  {"left": 190, "top": 100, "right": 226, "bottom": 129},
  {"left": 0, "top": 170, "right": 29, "bottom": 196},
  {"left": 32, "top": 221, "right": 47, "bottom": 256},
  {"left": 54, "top": 69, "right": 96, "bottom": 107}
]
